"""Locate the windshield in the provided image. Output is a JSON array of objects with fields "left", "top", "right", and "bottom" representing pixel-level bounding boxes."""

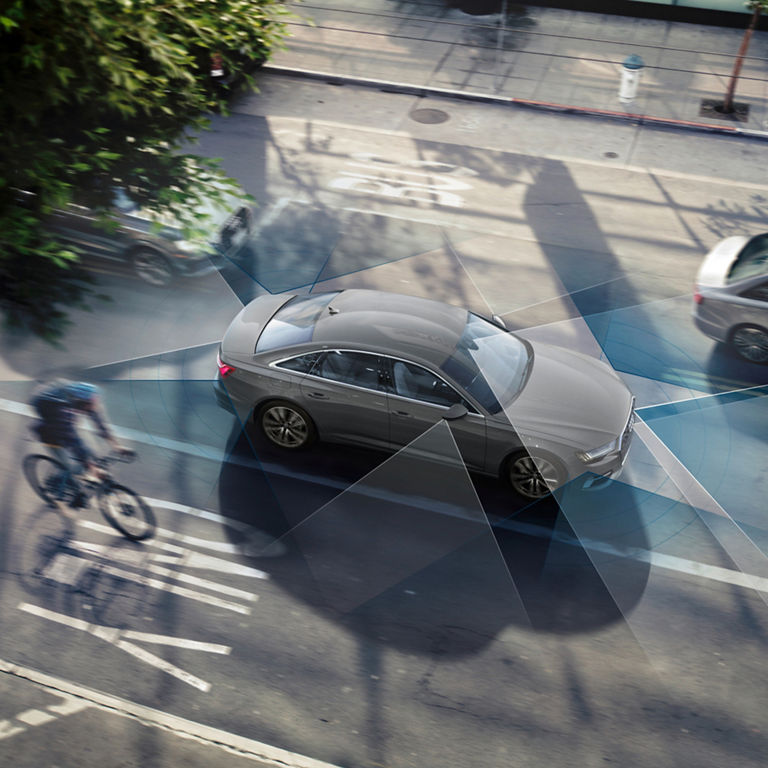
[
  {"left": 256, "top": 292, "right": 340, "bottom": 353},
  {"left": 728, "top": 234, "right": 768, "bottom": 283},
  {"left": 440, "top": 313, "right": 531, "bottom": 414}
]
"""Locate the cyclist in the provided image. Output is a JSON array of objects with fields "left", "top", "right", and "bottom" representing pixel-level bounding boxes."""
[{"left": 30, "top": 380, "right": 130, "bottom": 507}]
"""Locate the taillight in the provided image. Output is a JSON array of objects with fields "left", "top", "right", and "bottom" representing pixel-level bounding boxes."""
[
  {"left": 693, "top": 286, "right": 704, "bottom": 305},
  {"left": 217, "top": 351, "right": 236, "bottom": 378}
]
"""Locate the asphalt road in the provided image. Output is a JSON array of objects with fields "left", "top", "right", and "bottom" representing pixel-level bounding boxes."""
[{"left": 2, "top": 74, "right": 768, "bottom": 768}]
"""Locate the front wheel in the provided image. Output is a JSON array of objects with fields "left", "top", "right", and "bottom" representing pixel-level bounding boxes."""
[
  {"left": 731, "top": 325, "right": 768, "bottom": 364},
  {"left": 504, "top": 451, "right": 564, "bottom": 500},
  {"left": 258, "top": 401, "right": 317, "bottom": 449},
  {"left": 23, "top": 454, "right": 72, "bottom": 506},
  {"left": 131, "top": 248, "right": 174, "bottom": 286},
  {"left": 99, "top": 485, "right": 156, "bottom": 541}
]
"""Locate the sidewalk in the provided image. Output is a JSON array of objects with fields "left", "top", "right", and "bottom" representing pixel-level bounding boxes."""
[{"left": 268, "top": 0, "right": 768, "bottom": 136}]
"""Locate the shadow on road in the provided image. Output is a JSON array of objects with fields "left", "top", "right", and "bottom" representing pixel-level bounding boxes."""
[{"left": 216, "top": 419, "right": 651, "bottom": 657}]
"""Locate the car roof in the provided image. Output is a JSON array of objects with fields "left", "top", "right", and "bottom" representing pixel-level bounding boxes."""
[{"left": 310, "top": 289, "right": 469, "bottom": 366}]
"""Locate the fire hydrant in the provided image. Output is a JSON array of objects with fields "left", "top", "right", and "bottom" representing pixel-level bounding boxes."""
[{"left": 619, "top": 54, "right": 645, "bottom": 104}]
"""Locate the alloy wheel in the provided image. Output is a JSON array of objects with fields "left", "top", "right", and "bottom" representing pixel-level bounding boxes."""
[
  {"left": 262, "top": 406, "right": 311, "bottom": 448},
  {"left": 732, "top": 326, "right": 768, "bottom": 364},
  {"left": 508, "top": 454, "right": 560, "bottom": 499}
]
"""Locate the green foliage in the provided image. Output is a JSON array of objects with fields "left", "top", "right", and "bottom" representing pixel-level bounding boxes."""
[{"left": 0, "top": 0, "right": 290, "bottom": 339}]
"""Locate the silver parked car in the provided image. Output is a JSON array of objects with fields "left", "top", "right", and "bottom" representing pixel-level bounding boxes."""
[
  {"left": 215, "top": 289, "right": 635, "bottom": 499},
  {"left": 40, "top": 187, "right": 253, "bottom": 286},
  {"left": 693, "top": 234, "right": 768, "bottom": 363}
]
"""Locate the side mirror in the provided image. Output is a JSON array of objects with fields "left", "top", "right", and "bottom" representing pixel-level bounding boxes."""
[
  {"left": 492, "top": 314, "right": 507, "bottom": 330},
  {"left": 443, "top": 403, "right": 468, "bottom": 421}
]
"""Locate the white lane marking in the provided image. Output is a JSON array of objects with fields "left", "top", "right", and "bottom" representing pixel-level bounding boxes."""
[
  {"left": 500, "top": 516, "right": 768, "bottom": 594},
  {"left": 0, "top": 657, "right": 346, "bottom": 768},
  {"left": 38, "top": 537, "right": 254, "bottom": 614},
  {"left": 97, "top": 563, "right": 252, "bottom": 615},
  {"left": 119, "top": 631, "right": 230, "bottom": 654},
  {"left": 18, "top": 604, "right": 226, "bottom": 692},
  {"left": 15, "top": 709, "right": 56, "bottom": 726},
  {"left": 635, "top": 381, "right": 768, "bottom": 411},
  {"left": 46, "top": 691, "right": 91, "bottom": 716},
  {"left": 76, "top": 519, "right": 270, "bottom": 580},
  {"left": 6, "top": 396, "right": 768, "bottom": 596},
  {"left": 0, "top": 721, "right": 25, "bottom": 740},
  {"left": 146, "top": 564, "right": 257, "bottom": 602}
]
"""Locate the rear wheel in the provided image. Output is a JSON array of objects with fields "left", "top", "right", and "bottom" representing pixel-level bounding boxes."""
[
  {"left": 99, "top": 485, "right": 156, "bottom": 541},
  {"left": 504, "top": 450, "right": 564, "bottom": 500},
  {"left": 258, "top": 401, "right": 316, "bottom": 449},
  {"left": 731, "top": 325, "right": 768, "bottom": 364},
  {"left": 23, "top": 454, "right": 72, "bottom": 506},
  {"left": 131, "top": 248, "right": 173, "bottom": 286}
]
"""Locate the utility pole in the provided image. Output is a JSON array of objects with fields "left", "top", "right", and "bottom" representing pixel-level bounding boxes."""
[{"left": 722, "top": 0, "right": 766, "bottom": 114}]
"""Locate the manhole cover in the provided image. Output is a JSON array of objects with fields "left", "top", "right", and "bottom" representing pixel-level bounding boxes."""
[{"left": 410, "top": 109, "right": 450, "bottom": 125}]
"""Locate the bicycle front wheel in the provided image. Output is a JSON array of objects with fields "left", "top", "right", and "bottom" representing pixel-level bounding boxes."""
[
  {"left": 23, "top": 454, "right": 71, "bottom": 506},
  {"left": 98, "top": 485, "right": 156, "bottom": 541}
]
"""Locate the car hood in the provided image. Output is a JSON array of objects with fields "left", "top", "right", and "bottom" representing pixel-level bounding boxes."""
[
  {"left": 697, "top": 236, "right": 747, "bottom": 287},
  {"left": 504, "top": 343, "right": 633, "bottom": 449},
  {"left": 221, "top": 294, "right": 294, "bottom": 363}
]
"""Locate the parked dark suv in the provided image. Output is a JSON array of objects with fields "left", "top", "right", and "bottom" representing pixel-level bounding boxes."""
[{"left": 42, "top": 187, "right": 253, "bottom": 286}]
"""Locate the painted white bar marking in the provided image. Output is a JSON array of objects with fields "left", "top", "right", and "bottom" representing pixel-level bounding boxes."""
[
  {"left": 76, "top": 519, "right": 270, "bottom": 580},
  {"left": 96, "top": 563, "right": 252, "bottom": 614},
  {"left": 0, "top": 721, "right": 26, "bottom": 740},
  {"left": 0, "top": 657, "right": 346, "bottom": 768},
  {"left": 120, "top": 631, "right": 230, "bottom": 654},
  {"left": 146, "top": 564, "right": 257, "bottom": 602},
  {"left": 18, "top": 604, "right": 229, "bottom": 692},
  {"left": 46, "top": 691, "right": 91, "bottom": 716},
  {"left": 15, "top": 709, "right": 56, "bottom": 726}
]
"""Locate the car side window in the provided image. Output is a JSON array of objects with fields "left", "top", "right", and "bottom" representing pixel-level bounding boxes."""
[
  {"left": 741, "top": 282, "right": 768, "bottom": 303},
  {"left": 314, "top": 351, "right": 385, "bottom": 391},
  {"left": 275, "top": 352, "right": 322, "bottom": 374},
  {"left": 390, "top": 359, "right": 467, "bottom": 409}
]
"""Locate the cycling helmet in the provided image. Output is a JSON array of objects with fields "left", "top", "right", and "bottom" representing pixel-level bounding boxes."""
[{"left": 67, "top": 381, "right": 98, "bottom": 406}]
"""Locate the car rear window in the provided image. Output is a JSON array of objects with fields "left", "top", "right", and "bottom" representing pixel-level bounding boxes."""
[
  {"left": 256, "top": 292, "right": 340, "bottom": 353},
  {"left": 728, "top": 234, "right": 768, "bottom": 283}
]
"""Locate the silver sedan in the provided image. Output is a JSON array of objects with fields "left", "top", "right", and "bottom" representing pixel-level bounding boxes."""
[
  {"left": 694, "top": 234, "right": 768, "bottom": 363},
  {"left": 215, "top": 289, "right": 635, "bottom": 499}
]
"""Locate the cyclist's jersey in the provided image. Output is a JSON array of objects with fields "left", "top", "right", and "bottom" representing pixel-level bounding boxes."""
[{"left": 31, "top": 381, "right": 112, "bottom": 463}]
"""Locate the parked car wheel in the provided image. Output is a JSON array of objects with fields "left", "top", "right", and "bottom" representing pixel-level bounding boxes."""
[
  {"left": 132, "top": 248, "right": 174, "bottom": 286},
  {"left": 730, "top": 324, "right": 768, "bottom": 364},
  {"left": 504, "top": 450, "right": 564, "bottom": 500},
  {"left": 258, "top": 401, "right": 317, "bottom": 449}
]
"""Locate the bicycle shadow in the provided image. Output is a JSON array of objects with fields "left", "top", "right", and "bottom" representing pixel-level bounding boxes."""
[{"left": 14, "top": 505, "right": 154, "bottom": 629}]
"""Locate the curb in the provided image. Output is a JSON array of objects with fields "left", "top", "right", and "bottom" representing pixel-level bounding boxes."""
[{"left": 262, "top": 64, "right": 768, "bottom": 141}]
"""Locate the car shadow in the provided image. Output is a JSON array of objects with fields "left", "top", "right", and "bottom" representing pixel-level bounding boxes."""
[{"left": 217, "top": 420, "right": 651, "bottom": 657}]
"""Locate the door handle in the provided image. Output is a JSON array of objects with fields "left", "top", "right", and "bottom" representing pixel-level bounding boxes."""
[
  {"left": 393, "top": 410, "right": 412, "bottom": 417},
  {"left": 306, "top": 392, "right": 329, "bottom": 399}
]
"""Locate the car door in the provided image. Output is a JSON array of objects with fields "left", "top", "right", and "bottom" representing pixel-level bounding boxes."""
[
  {"left": 735, "top": 277, "right": 768, "bottom": 326},
  {"left": 297, "top": 350, "right": 391, "bottom": 449},
  {"left": 48, "top": 202, "right": 125, "bottom": 261},
  {"left": 385, "top": 357, "right": 486, "bottom": 471}
]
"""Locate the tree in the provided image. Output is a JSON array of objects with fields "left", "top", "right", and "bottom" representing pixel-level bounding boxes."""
[
  {"left": 0, "top": 0, "right": 290, "bottom": 339},
  {"left": 722, "top": 0, "right": 768, "bottom": 114}
]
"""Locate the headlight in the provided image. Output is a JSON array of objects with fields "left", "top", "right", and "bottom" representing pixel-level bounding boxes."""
[{"left": 576, "top": 438, "right": 620, "bottom": 464}]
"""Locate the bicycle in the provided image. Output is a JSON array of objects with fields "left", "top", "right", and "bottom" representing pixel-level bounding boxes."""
[{"left": 23, "top": 450, "right": 156, "bottom": 541}]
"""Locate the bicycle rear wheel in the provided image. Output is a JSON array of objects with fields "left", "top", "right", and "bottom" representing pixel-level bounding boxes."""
[
  {"left": 98, "top": 484, "right": 156, "bottom": 541},
  {"left": 23, "top": 454, "right": 72, "bottom": 506}
]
